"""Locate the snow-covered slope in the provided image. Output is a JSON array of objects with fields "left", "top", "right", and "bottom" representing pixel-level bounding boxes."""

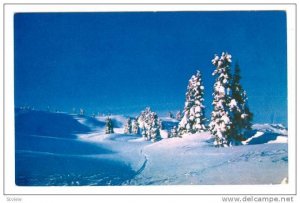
[
  {"left": 15, "top": 109, "right": 288, "bottom": 186},
  {"left": 242, "top": 124, "right": 288, "bottom": 145},
  {"left": 130, "top": 134, "right": 287, "bottom": 185}
]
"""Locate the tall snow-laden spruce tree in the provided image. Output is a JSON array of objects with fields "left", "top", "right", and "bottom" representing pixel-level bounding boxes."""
[
  {"left": 138, "top": 107, "right": 161, "bottom": 142},
  {"left": 209, "top": 52, "right": 233, "bottom": 147},
  {"left": 105, "top": 117, "right": 114, "bottom": 134},
  {"left": 178, "top": 70, "right": 206, "bottom": 135},
  {"left": 229, "top": 63, "right": 253, "bottom": 143}
]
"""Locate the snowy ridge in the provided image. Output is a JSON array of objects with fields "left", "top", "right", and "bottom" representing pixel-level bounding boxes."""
[
  {"left": 252, "top": 124, "right": 288, "bottom": 136},
  {"left": 15, "top": 109, "right": 288, "bottom": 186},
  {"left": 242, "top": 124, "right": 288, "bottom": 145}
]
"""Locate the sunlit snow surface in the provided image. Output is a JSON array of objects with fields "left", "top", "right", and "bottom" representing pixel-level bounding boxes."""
[{"left": 15, "top": 109, "right": 288, "bottom": 186}]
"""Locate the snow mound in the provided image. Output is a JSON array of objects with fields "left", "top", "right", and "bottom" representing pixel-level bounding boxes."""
[
  {"left": 73, "top": 115, "right": 105, "bottom": 131},
  {"left": 160, "top": 130, "right": 169, "bottom": 139},
  {"left": 15, "top": 108, "right": 90, "bottom": 138},
  {"left": 15, "top": 110, "right": 136, "bottom": 186},
  {"left": 146, "top": 132, "right": 213, "bottom": 150}
]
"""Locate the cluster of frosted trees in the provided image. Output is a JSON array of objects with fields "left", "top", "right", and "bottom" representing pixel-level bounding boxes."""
[
  {"left": 176, "top": 52, "right": 252, "bottom": 147},
  {"left": 122, "top": 108, "right": 162, "bottom": 142},
  {"left": 113, "top": 52, "right": 252, "bottom": 147},
  {"left": 105, "top": 108, "right": 161, "bottom": 142},
  {"left": 124, "top": 117, "right": 139, "bottom": 134}
]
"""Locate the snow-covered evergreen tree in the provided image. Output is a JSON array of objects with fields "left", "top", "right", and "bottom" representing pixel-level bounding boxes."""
[
  {"left": 124, "top": 118, "right": 132, "bottom": 134},
  {"left": 229, "top": 63, "right": 253, "bottom": 143},
  {"left": 132, "top": 117, "right": 139, "bottom": 134},
  {"left": 105, "top": 117, "right": 114, "bottom": 134},
  {"left": 209, "top": 52, "right": 233, "bottom": 147},
  {"left": 138, "top": 108, "right": 149, "bottom": 139},
  {"left": 149, "top": 113, "right": 161, "bottom": 142},
  {"left": 178, "top": 70, "right": 206, "bottom": 135},
  {"left": 138, "top": 107, "right": 161, "bottom": 142}
]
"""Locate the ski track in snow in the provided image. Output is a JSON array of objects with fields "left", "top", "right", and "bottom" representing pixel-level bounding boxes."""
[{"left": 135, "top": 149, "right": 148, "bottom": 175}]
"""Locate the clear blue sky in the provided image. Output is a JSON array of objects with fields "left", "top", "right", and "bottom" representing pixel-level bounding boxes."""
[{"left": 14, "top": 11, "right": 287, "bottom": 125}]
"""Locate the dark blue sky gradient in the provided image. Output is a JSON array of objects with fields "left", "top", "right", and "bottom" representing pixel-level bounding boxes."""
[{"left": 14, "top": 11, "right": 287, "bottom": 124}]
